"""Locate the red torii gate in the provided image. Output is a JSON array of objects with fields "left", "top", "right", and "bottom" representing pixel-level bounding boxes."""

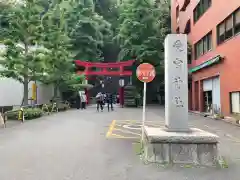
[
  {"left": 74, "top": 60, "right": 136, "bottom": 105},
  {"left": 75, "top": 60, "right": 135, "bottom": 76}
]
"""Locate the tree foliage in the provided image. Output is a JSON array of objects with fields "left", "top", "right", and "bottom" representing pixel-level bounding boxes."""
[
  {"left": 94, "top": 0, "right": 119, "bottom": 33},
  {"left": 0, "top": 0, "right": 171, "bottom": 105},
  {"left": 0, "top": 0, "right": 48, "bottom": 105},
  {"left": 40, "top": 2, "right": 73, "bottom": 95},
  {"left": 63, "top": 0, "right": 112, "bottom": 61},
  {"left": 116, "top": 0, "right": 170, "bottom": 68},
  {"left": 93, "top": 0, "right": 120, "bottom": 62}
]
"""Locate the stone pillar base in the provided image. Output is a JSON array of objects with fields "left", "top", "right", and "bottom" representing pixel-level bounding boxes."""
[{"left": 143, "top": 127, "right": 219, "bottom": 166}]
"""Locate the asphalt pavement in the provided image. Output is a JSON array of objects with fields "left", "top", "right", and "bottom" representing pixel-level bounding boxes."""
[{"left": 0, "top": 105, "right": 239, "bottom": 180}]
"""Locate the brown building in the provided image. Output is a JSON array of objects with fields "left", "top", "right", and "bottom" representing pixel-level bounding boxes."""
[{"left": 171, "top": 0, "right": 240, "bottom": 116}]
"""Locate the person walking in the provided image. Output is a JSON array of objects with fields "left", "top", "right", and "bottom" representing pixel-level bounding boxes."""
[
  {"left": 135, "top": 92, "right": 141, "bottom": 107},
  {"left": 96, "top": 92, "right": 104, "bottom": 112},
  {"left": 80, "top": 92, "right": 87, "bottom": 109},
  {"left": 76, "top": 92, "right": 81, "bottom": 109},
  {"left": 106, "top": 93, "right": 114, "bottom": 112}
]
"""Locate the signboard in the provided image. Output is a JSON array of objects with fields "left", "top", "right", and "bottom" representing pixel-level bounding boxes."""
[
  {"left": 136, "top": 63, "right": 156, "bottom": 83},
  {"left": 189, "top": 55, "right": 222, "bottom": 74}
]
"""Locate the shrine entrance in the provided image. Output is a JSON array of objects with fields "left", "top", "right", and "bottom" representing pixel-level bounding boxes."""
[{"left": 74, "top": 60, "right": 136, "bottom": 105}]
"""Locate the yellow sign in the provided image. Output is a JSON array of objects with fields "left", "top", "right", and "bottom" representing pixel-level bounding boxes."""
[{"left": 32, "top": 83, "right": 37, "bottom": 100}]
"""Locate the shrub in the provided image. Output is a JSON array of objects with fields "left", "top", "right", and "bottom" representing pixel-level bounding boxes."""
[
  {"left": 5, "top": 108, "right": 43, "bottom": 120},
  {"left": 41, "top": 102, "right": 70, "bottom": 113},
  {"left": 24, "top": 108, "right": 43, "bottom": 120},
  {"left": 5, "top": 110, "right": 18, "bottom": 120},
  {"left": 42, "top": 104, "right": 52, "bottom": 112}
]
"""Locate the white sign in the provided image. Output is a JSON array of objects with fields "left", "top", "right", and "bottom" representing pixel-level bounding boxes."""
[
  {"left": 119, "top": 79, "right": 125, "bottom": 87},
  {"left": 164, "top": 34, "right": 189, "bottom": 131}
]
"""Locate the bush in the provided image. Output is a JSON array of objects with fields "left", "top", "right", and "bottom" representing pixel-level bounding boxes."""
[
  {"left": 5, "top": 110, "right": 18, "bottom": 120},
  {"left": 24, "top": 108, "right": 43, "bottom": 120},
  {"left": 5, "top": 108, "right": 43, "bottom": 120},
  {"left": 42, "top": 104, "right": 53, "bottom": 113}
]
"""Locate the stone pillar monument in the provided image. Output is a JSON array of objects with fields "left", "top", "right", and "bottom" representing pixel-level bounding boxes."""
[
  {"left": 142, "top": 34, "right": 219, "bottom": 166},
  {"left": 165, "top": 34, "right": 189, "bottom": 131}
]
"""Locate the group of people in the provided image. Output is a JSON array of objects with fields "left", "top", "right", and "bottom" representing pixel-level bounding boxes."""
[
  {"left": 75, "top": 91, "right": 115, "bottom": 112},
  {"left": 96, "top": 92, "right": 114, "bottom": 112}
]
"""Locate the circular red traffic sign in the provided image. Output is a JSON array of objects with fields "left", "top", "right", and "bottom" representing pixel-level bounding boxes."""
[{"left": 136, "top": 63, "right": 156, "bottom": 83}]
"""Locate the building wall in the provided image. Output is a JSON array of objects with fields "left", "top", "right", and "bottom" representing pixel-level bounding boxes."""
[
  {"left": 36, "top": 82, "right": 56, "bottom": 105},
  {"left": 0, "top": 77, "right": 55, "bottom": 107},
  {"left": 171, "top": 0, "right": 240, "bottom": 115}
]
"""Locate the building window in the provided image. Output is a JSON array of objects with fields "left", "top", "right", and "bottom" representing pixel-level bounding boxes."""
[
  {"left": 184, "top": 20, "right": 191, "bottom": 34},
  {"left": 199, "top": 40, "right": 203, "bottom": 56},
  {"left": 193, "top": 0, "right": 212, "bottom": 23},
  {"left": 218, "top": 22, "right": 225, "bottom": 43},
  {"left": 188, "top": 53, "right": 192, "bottom": 64},
  {"left": 187, "top": 42, "right": 192, "bottom": 64},
  {"left": 234, "top": 8, "right": 240, "bottom": 34},
  {"left": 203, "top": 36, "right": 208, "bottom": 53},
  {"left": 176, "top": 5, "right": 179, "bottom": 19},
  {"left": 217, "top": 7, "right": 240, "bottom": 44},
  {"left": 230, "top": 92, "right": 240, "bottom": 114},
  {"left": 194, "top": 32, "right": 212, "bottom": 59},
  {"left": 225, "top": 16, "right": 233, "bottom": 39},
  {"left": 207, "top": 33, "right": 212, "bottom": 50}
]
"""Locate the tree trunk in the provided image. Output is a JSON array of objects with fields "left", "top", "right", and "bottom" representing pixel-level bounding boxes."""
[
  {"left": 53, "top": 83, "right": 58, "bottom": 99},
  {"left": 23, "top": 76, "right": 29, "bottom": 106},
  {"left": 23, "top": 42, "right": 29, "bottom": 106}
]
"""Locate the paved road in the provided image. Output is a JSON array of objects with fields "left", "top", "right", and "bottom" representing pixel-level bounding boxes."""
[{"left": 0, "top": 105, "right": 240, "bottom": 180}]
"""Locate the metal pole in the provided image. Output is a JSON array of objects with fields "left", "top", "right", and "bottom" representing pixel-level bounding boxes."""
[
  {"left": 35, "top": 80, "right": 37, "bottom": 105},
  {"left": 141, "top": 82, "right": 147, "bottom": 143}
]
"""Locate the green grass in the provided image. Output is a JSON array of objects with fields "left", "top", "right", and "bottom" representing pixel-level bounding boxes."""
[{"left": 132, "top": 141, "right": 144, "bottom": 155}]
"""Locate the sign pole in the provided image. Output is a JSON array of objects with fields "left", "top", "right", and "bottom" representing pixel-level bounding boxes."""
[
  {"left": 141, "top": 82, "right": 147, "bottom": 143},
  {"left": 136, "top": 63, "right": 156, "bottom": 145}
]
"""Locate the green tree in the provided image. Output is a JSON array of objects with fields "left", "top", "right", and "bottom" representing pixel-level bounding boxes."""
[
  {"left": 40, "top": 2, "right": 78, "bottom": 98},
  {"left": 0, "top": 0, "right": 48, "bottom": 105},
  {"left": 63, "top": 0, "right": 112, "bottom": 62},
  {"left": 93, "top": 0, "right": 119, "bottom": 33},
  {"left": 59, "top": 74, "right": 88, "bottom": 92},
  {"left": 0, "top": 1, "right": 17, "bottom": 41},
  {"left": 93, "top": 0, "right": 121, "bottom": 62},
  {"left": 116, "top": 0, "right": 170, "bottom": 67}
]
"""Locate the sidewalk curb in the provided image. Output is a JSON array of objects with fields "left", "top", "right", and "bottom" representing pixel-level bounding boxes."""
[{"left": 189, "top": 111, "right": 240, "bottom": 127}]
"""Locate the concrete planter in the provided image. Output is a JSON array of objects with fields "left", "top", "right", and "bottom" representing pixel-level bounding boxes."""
[{"left": 143, "top": 127, "right": 219, "bottom": 166}]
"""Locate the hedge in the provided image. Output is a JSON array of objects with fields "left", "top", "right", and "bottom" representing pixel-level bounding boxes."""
[
  {"left": 5, "top": 108, "right": 43, "bottom": 120},
  {"left": 24, "top": 108, "right": 43, "bottom": 120},
  {"left": 5, "top": 102, "right": 70, "bottom": 121},
  {"left": 42, "top": 102, "right": 70, "bottom": 113}
]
